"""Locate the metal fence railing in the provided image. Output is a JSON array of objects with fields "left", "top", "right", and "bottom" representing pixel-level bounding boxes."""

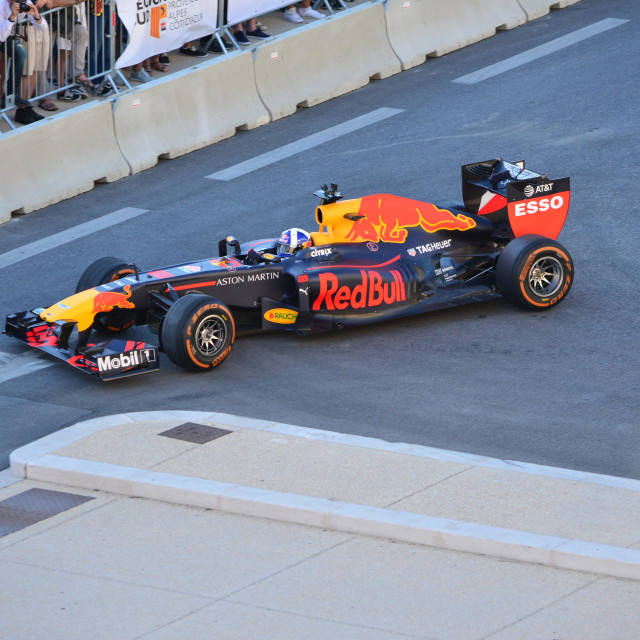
[
  {"left": 1, "top": 0, "right": 350, "bottom": 132},
  {"left": 1, "top": 1, "right": 130, "bottom": 129}
]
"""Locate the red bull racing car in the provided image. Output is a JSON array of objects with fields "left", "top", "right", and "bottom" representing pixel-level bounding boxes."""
[{"left": 4, "top": 158, "right": 574, "bottom": 381}]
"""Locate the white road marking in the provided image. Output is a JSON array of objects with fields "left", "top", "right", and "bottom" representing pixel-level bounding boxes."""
[
  {"left": 452, "top": 18, "right": 629, "bottom": 85},
  {"left": 0, "top": 207, "right": 149, "bottom": 271},
  {"left": 0, "top": 350, "right": 55, "bottom": 383},
  {"left": 206, "top": 107, "right": 405, "bottom": 181}
]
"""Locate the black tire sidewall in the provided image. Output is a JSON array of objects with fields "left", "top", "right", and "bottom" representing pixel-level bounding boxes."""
[
  {"left": 76, "top": 257, "right": 135, "bottom": 293},
  {"left": 497, "top": 235, "right": 573, "bottom": 310},
  {"left": 161, "top": 295, "right": 235, "bottom": 371}
]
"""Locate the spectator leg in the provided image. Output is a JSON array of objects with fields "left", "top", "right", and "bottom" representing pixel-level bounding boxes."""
[
  {"left": 7, "top": 38, "right": 26, "bottom": 101},
  {"left": 73, "top": 23, "right": 89, "bottom": 81}
]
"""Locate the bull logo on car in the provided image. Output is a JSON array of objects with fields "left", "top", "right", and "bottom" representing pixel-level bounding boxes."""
[
  {"left": 26, "top": 325, "right": 58, "bottom": 347},
  {"left": 92, "top": 285, "right": 135, "bottom": 313},
  {"left": 345, "top": 195, "right": 476, "bottom": 243}
]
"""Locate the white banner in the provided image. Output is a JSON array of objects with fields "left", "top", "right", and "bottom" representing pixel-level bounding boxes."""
[
  {"left": 115, "top": 0, "right": 219, "bottom": 69},
  {"left": 226, "top": 0, "right": 292, "bottom": 26}
]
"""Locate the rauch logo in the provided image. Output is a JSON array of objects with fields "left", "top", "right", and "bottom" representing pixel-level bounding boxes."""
[{"left": 264, "top": 309, "right": 298, "bottom": 324}]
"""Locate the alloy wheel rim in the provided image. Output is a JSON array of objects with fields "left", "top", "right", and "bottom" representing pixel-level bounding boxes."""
[
  {"left": 528, "top": 256, "right": 563, "bottom": 297},
  {"left": 195, "top": 316, "right": 226, "bottom": 356}
]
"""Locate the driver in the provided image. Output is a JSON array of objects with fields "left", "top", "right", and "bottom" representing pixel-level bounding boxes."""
[{"left": 276, "top": 228, "right": 312, "bottom": 258}]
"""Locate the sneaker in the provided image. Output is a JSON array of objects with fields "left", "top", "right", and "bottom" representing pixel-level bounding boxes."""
[
  {"left": 69, "top": 86, "right": 88, "bottom": 99},
  {"left": 200, "top": 35, "right": 232, "bottom": 53},
  {"left": 233, "top": 30, "right": 250, "bottom": 46},
  {"left": 95, "top": 81, "right": 114, "bottom": 97},
  {"left": 130, "top": 68, "right": 153, "bottom": 83},
  {"left": 159, "top": 53, "right": 171, "bottom": 65},
  {"left": 246, "top": 27, "right": 271, "bottom": 39},
  {"left": 179, "top": 45, "right": 207, "bottom": 58},
  {"left": 14, "top": 107, "right": 34, "bottom": 124},
  {"left": 14, "top": 106, "right": 42, "bottom": 124},
  {"left": 205, "top": 38, "right": 227, "bottom": 53},
  {"left": 57, "top": 89, "right": 82, "bottom": 102},
  {"left": 298, "top": 6, "right": 325, "bottom": 18},
  {"left": 283, "top": 7, "right": 303, "bottom": 23}
]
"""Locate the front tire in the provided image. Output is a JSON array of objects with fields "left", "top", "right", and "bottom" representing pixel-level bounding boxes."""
[
  {"left": 496, "top": 235, "right": 573, "bottom": 310},
  {"left": 161, "top": 295, "right": 235, "bottom": 371},
  {"left": 76, "top": 257, "right": 137, "bottom": 333}
]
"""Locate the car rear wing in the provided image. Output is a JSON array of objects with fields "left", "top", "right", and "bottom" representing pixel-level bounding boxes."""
[{"left": 461, "top": 158, "right": 570, "bottom": 240}]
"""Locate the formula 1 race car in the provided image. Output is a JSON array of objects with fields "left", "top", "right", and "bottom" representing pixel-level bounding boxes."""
[{"left": 5, "top": 158, "right": 573, "bottom": 381}]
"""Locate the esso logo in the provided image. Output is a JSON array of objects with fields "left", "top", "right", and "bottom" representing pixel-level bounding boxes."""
[{"left": 514, "top": 195, "right": 565, "bottom": 217}]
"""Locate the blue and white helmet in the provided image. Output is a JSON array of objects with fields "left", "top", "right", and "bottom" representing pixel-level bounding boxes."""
[{"left": 276, "top": 228, "right": 312, "bottom": 257}]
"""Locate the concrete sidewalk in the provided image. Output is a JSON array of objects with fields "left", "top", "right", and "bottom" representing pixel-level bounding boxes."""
[{"left": 1, "top": 410, "right": 640, "bottom": 638}]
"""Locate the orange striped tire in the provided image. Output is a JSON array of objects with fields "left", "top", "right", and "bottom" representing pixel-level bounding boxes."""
[
  {"left": 161, "top": 294, "right": 235, "bottom": 372},
  {"left": 496, "top": 235, "right": 574, "bottom": 311}
]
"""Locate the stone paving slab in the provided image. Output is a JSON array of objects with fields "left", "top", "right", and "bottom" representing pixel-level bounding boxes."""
[
  {"left": 44, "top": 413, "right": 640, "bottom": 549},
  {"left": 392, "top": 465, "right": 640, "bottom": 547},
  {"left": 8, "top": 411, "right": 640, "bottom": 581},
  {"left": 2, "top": 478, "right": 640, "bottom": 640}
]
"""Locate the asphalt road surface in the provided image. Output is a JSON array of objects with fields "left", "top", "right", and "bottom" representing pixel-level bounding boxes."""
[{"left": 1, "top": 0, "right": 638, "bottom": 477}]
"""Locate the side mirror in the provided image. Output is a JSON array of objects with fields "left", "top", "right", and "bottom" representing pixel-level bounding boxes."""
[{"left": 226, "top": 236, "right": 241, "bottom": 255}]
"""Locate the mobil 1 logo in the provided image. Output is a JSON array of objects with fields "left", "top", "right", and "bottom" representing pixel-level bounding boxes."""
[{"left": 96, "top": 347, "right": 159, "bottom": 380}]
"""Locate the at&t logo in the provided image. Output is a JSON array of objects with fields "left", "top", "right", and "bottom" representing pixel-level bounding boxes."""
[{"left": 523, "top": 182, "right": 554, "bottom": 198}]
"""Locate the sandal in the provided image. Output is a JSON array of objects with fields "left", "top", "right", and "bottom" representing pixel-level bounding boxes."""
[
  {"left": 143, "top": 63, "right": 154, "bottom": 75},
  {"left": 151, "top": 62, "right": 168, "bottom": 72},
  {"left": 76, "top": 77, "right": 95, "bottom": 90},
  {"left": 38, "top": 98, "right": 58, "bottom": 111}
]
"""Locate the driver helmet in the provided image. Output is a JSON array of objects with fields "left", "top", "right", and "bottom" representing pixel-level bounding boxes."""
[{"left": 276, "top": 228, "right": 312, "bottom": 257}]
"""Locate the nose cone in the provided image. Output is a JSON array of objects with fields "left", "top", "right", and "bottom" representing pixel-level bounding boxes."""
[{"left": 40, "top": 289, "right": 100, "bottom": 332}]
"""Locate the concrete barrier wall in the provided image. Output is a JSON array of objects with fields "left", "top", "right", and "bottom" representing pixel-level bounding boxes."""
[
  {"left": 0, "top": 101, "right": 129, "bottom": 223},
  {"left": 385, "top": 0, "right": 527, "bottom": 71},
  {"left": 519, "top": 0, "right": 583, "bottom": 21},
  {"left": 254, "top": 2, "right": 401, "bottom": 121},
  {"left": 114, "top": 51, "right": 270, "bottom": 174},
  {"left": 0, "top": 0, "right": 585, "bottom": 224}
]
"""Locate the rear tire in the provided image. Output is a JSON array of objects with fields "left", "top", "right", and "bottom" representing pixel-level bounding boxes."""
[
  {"left": 76, "top": 257, "right": 137, "bottom": 333},
  {"left": 161, "top": 295, "right": 235, "bottom": 371},
  {"left": 496, "top": 235, "right": 573, "bottom": 310}
]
